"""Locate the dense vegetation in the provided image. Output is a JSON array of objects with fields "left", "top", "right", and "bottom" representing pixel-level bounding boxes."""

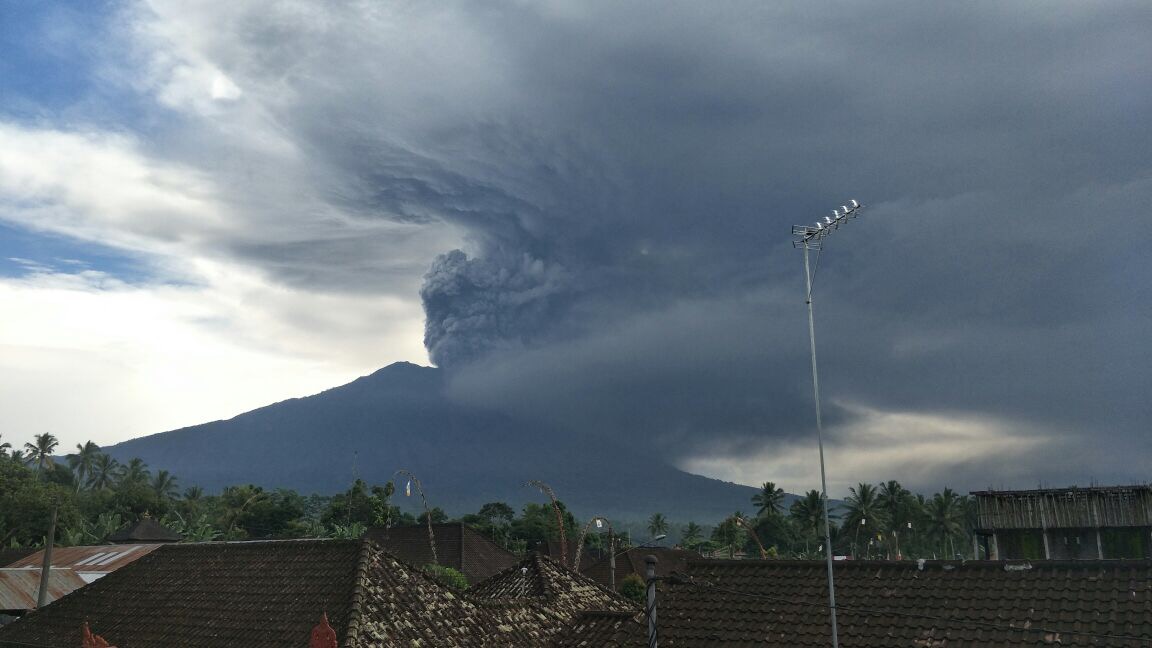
[{"left": 0, "top": 434, "right": 979, "bottom": 562}]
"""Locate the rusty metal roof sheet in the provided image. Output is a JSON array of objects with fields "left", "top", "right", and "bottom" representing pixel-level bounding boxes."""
[
  {"left": 5, "top": 544, "right": 162, "bottom": 577},
  {"left": 0, "top": 568, "right": 87, "bottom": 611}
]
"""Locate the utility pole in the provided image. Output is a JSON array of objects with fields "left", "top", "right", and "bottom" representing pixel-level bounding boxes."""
[
  {"left": 792, "top": 199, "right": 865, "bottom": 648},
  {"left": 645, "top": 555, "right": 659, "bottom": 648},
  {"left": 36, "top": 500, "right": 59, "bottom": 609}
]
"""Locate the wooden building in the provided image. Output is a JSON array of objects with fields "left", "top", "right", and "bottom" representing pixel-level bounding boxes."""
[{"left": 972, "top": 485, "right": 1152, "bottom": 559}]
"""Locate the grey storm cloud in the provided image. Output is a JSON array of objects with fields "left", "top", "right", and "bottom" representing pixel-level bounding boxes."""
[{"left": 128, "top": 1, "right": 1152, "bottom": 492}]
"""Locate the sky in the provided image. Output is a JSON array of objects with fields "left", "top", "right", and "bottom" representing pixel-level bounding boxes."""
[{"left": 1, "top": 0, "right": 1149, "bottom": 497}]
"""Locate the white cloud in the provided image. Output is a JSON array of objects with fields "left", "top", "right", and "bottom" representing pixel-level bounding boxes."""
[
  {"left": 0, "top": 267, "right": 428, "bottom": 450},
  {"left": 681, "top": 402, "right": 1055, "bottom": 498}
]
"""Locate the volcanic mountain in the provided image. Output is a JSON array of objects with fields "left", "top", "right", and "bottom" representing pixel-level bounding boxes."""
[{"left": 103, "top": 362, "right": 758, "bottom": 521}]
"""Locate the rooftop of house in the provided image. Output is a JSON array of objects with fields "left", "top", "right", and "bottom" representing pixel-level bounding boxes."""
[
  {"left": 106, "top": 516, "right": 183, "bottom": 543},
  {"left": 579, "top": 546, "right": 701, "bottom": 589},
  {"left": 0, "top": 550, "right": 36, "bottom": 569},
  {"left": 556, "top": 558, "right": 1152, "bottom": 647},
  {"left": 4, "top": 544, "right": 163, "bottom": 583},
  {"left": 365, "top": 522, "right": 519, "bottom": 583},
  {"left": 0, "top": 568, "right": 88, "bottom": 613},
  {"left": 0, "top": 539, "right": 634, "bottom": 647}
]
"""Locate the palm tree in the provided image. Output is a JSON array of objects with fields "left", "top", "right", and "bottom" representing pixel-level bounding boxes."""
[
  {"left": 681, "top": 521, "right": 703, "bottom": 548},
  {"left": 789, "top": 489, "right": 826, "bottom": 551},
  {"left": 925, "top": 488, "right": 964, "bottom": 558},
  {"left": 119, "top": 457, "right": 150, "bottom": 487},
  {"left": 67, "top": 441, "right": 101, "bottom": 491},
  {"left": 842, "top": 482, "right": 887, "bottom": 558},
  {"left": 647, "top": 512, "right": 669, "bottom": 538},
  {"left": 23, "top": 432, "right": 59, "bottom": 474},
  {"left": 151, "top": 470, "right": 179, "bottom": 500},
  {"left": 9, "top": 449, "right": 29, "bottom": 466},
  {"left": 88, "top": 453, "right": 121, "bottom": 490},
  {"left": 751, "top": 481, "right": 785, "bottom": 518},
  {"left": 877, "top": 480, "right": 915, "bottom": 559},
  {"left": 0, "top": 433, "right": 11, "bottom": 457}
]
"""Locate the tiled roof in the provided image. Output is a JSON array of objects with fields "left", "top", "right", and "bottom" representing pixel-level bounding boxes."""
[
  {"left": 0, "top": 540, "right": 631, "bottom": 647},
  {"left": 552, "top": 610, "right": 642, "bottom": 648},
  {"left": 559, "top": 559, "right": 1152, "bottom": 647},
  {"left": 366, "top": 523, "right": 519, "bottom": 584},
  {"left": 580, "top": 547, "right": 700, "bottom": 590},
  {"left": 470, "top": 553, "right": 638, "bottom": 646},
  {"left": 0, "top": 550, "right": 36, "bottom": 569},
  {"left": 107, "top": 517, "right": 183, "bottom": 543},
  {"left": 0, "top": 539, "right": 364, "bottom": 647}
]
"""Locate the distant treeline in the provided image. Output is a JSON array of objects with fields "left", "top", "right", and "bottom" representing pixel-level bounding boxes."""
[{"left": 1, "top": 434, "right": 977, "bottom": 560}]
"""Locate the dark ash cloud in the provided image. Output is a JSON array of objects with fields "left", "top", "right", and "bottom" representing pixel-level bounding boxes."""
[{"left": 117, "top": 1, "right": 1152, "bottom": 494}]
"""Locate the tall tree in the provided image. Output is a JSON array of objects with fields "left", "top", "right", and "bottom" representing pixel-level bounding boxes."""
[
  {"left": 67, "top": 441, "right": 100, "bottom": 491},
  {"left": 790, "top": 490, "right": 826, "bottom": 541},
  {"left": 925, "top": 488, "right": 964, "bottom": 558},
  {"left": 23, "top": 432, "right": 59, "bottom": 474},
  {"left": 88, "top": 453, "right": 121, "bottom": 490},
  {"left": 877, "top": 480, "right": 916, "bottom": 559},
  {"left": 119, "top": 457, "right": 150, "bottom": 487},
  {"left": 151, "top": 470, "right": 179, "bottom": 500},
  {"left": 647, "top": 512, "right": 669, "bottom": 538},
  {"left": 680, "top": 522, "right": 703, "bottom": 549},
  {"left": 842, "top": 482, "right": 887, "bottom": 558},
  {"left": 0, "top": 433, "right": 10, "bottom": 457},
  {"left": 751, "top": 481, "right": 786, "bottom": 518}
]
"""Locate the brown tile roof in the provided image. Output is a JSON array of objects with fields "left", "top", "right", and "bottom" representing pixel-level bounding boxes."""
[
  {"left": 0, "top": 540, "right": 630, "bottom": 647},
  {"left": 559, "top": 558, "right": 1152, "bottom": 647},
  {"left": 580, "top": 547, "right": 701, "bottom": 590},
  {"left": 0, "top": 539, "right": 365, "bottom": 647},
  {"left": 0, "top": 568, "right": 88, "bottom": 612},
  {"left": 366, "top": 523, "right": 519, "bottom": 584},
  {"left": 0, "top": 550, "right": 36, "bottom": 569},
  {"left": 470, "top": 553, "right": 638, "bottom": 646},
  {"left": 106, "top": 517, "right": 183, "bottom": 543},
  {"left": 551, "top": 610, "right": 642, "bottom": 648}
]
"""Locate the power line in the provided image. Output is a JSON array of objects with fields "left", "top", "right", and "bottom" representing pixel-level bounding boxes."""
[{"left": 674, "top": 575, "right": 1152, "bottom": 645}]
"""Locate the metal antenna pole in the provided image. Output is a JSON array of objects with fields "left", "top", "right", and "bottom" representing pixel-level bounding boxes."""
[
  {"left": 803, "top": 240, "right": 840, "bottom": 648},
  {"left": 792, "top": 199, "right": 862, "bottom": 648}
]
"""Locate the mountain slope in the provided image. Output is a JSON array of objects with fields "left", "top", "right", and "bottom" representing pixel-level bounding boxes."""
[{"left": 104, "top": 362, "right": 758, "bottom": 521}]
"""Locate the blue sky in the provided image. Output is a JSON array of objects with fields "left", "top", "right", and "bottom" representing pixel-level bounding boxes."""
[{"left": 1, "top": 0, "right": 1149, "bottom": 496}]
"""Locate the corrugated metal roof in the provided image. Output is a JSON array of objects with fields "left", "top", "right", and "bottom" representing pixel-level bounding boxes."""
[
  {"left": 6, "top": 544, "right": 162, "bottom": 575},
  {"left": 0, "top": 568, "right": 87, "bottom": 611}
]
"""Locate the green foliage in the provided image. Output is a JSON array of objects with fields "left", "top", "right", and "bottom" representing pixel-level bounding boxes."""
[
  {"left": 0, "top": 459, "right": 83, "bottom": 546},
  {"left": 423, "top": 563, "right": 469, "bottom": 590},
  {"left": 751, "top": 482, "right": 785, "bottom": 518},
  {"left": 618, "top": 573, "right": 646, "bottom": 603},
  {"left": 417, "top": 506, "right": 449, "bottom": 525},
  {"left": 322, "top": 479, "right": 399, "bottom": 529},
  {"left": 646, "top": 513, "right": 668, "bottom": 538}
]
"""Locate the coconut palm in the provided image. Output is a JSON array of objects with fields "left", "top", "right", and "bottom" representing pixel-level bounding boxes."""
[
  {"left": 23, "top": 433, "right": 59, "bottom": 474},
  {"left": 877, "top": 480, "right": 916, "bottom": 559},
  {"left": 119, "top": 457, "right": 150, "bottom": 487},
  {"left": 925, "top": 488, "right": 965, "bottom": 558},
  {"left": 0, "top": 433, "right": 10, "bottom": 457},
  {"left": 88, "top": 453, "right": 121, "bottom": 490},
  {"left": 67, "top": 441, "right": 101, "bottom": 491},
  {"left": 751, "top": 481, "right": 786, "bottom": 518},
  {"left": 790, "top": 489, "right": 826, "bottom": 551},
  {"left": 842, "top": 482, "right": 887, "bottom": 558},
  {"left": 647, "top": 512, "right": 669, "bottom": 538},
  {"left": 681, "top": 521, "right": 703, "bottom": 548},
  {"left": 151, "top": 470, "right": 179, "bottom": 500}
]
